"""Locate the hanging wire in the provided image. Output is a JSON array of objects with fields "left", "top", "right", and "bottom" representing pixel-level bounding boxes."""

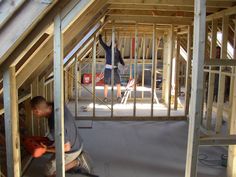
[{"left": 198, "top": 153, "right": 227, "bottom": 168}]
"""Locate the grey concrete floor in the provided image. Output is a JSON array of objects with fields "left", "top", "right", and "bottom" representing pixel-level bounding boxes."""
[{"left": 24, "top": 121, "right": 227, "bottom": 177}]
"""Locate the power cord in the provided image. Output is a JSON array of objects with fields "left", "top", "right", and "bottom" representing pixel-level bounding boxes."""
[{"left": 198, "top": 153, "right": 227, "bottom": 168}]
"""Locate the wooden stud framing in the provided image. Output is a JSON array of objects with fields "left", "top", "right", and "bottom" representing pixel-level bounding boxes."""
[
  {"left": 151, "top": 24, "right": 156, "bottom": 117},
  {"left": 133, "top": 23, "right": 138, "bottom": 117},
  {"left": 92, "top": 35, "right": 97, "bottom": 117},
  {"left": 53, "top": 14, "right": 65, "bottom": 177},
  {"left": 31, "top": 78, "right": 39, "bottom": 135},
  {"left": 215, "top": 15, "right": 229, "bottom": 134},
  {"left": 227, "top": 19, "right": 236, "bottom": 177},
  {"left": 78, "top": 62, "right": 82, "bottom": 98},
  {"left": 174, "top": 36, "right": 180, "bottom": 110},
  {"left": 206, "top": 19, "right": 217, "bottom": 129},
  {"left": 142, "top": 34, "right": 145, "bottom": 99},
  {"left": 185, "top": 0, "right": 206, "bottom": 176},
  {"left": 184, "top": 25, "right": 193, "bottom": 116},
  {"left": 111, "top": 22, "right": 115, "bottom": 117},
  {"left": 200, "top": 135, "right": 236, "bottom": 146},
  {"left": 162, "top": 34, "right": 169, "bottom": 103},
  {"left": 3, "top": 66, "right": 21, "bottom": 177},
  {"left": 74, "top": 57, "right": 78, "bottom": 118},
  {"left": 129, "top": 34, "right": 133, "bottom": 79},
  {"left": 167, "top": 25, "right": 174, "bottom": 117}
]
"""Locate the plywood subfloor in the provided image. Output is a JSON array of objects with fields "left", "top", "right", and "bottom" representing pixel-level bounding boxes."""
[{"left": 24, "top": 121, "right": 227, "bottom": 177}]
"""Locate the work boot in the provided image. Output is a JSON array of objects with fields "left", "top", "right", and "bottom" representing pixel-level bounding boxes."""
[{"left": 77, "top": 151, "right": 93, "bottom": 174}]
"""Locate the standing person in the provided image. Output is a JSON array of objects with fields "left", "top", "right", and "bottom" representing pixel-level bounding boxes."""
[
  {"left": 99, "top": 34, "right": 125, "bottom": 103},
  {"left": 30, "top": 96, "right": 91, "bottom": 177}
]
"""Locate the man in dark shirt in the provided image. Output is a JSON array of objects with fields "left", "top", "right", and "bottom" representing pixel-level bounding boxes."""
[
  {"left": 30, "top": 96, "right": 91, "bottom": 177},
  {"left": 99, "top": 34, "right": 125, "bottom": 103}
]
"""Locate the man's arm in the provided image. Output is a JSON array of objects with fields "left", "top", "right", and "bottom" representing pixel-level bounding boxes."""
[
  {"left": 119, "top": 51, "right": 125, "bottom": 66},
  {"left": 42, "top": 142, "right": 71, "bottom": 153},
  {"left": 99, "top": 34, "right": 109, "bottom": 50}
]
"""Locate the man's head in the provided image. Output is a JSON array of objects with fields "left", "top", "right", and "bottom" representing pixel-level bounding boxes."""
[{"left": 30, "top": 96, "right": 51, "bottom": 118}]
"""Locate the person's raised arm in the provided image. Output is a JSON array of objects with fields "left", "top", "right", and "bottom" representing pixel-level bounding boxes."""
[
  {"left": 118, "top": 51, "right": 125, "bottom": 66},
  {"left": 99, "top": 34, "right": 109, "bottom": 51}
]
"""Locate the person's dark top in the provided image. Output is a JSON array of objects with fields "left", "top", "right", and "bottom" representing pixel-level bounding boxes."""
[
  {"left": 47, "top": 103, "right": 83, "bottom": 153},
  {"left": 99, "top": 34, "right": 125, "bottom": 67}
]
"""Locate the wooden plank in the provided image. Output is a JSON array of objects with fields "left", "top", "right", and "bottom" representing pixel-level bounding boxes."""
[
  {"left": 16, "top": 35, "right": 52, "bottom": 88},
  {"left": 151, "top": 24, "right": 156, "bottom": 117},
  {"left": 215, "top": 15, "right": 229, "bottom": 134},
  {"left": 206, "top": 19, "right": 217, "bottom": 130},
  {"left": 133, "top": 23, "right": 138, "bottom": 117},
  {"left": 38, "top": 77, "right": 46, "bottom": 136},
  {"left": 78, "top": 62, "right": 82, "bottom": 98},
  {"left": 31, "top": 78, "right": 39, "bottom": 136},
  {"left": 167, "top": 25, "right": 174, "bottom": 117},
  {"left": 111, "top": 22, "right": 115, "bottom": 117},
  {"left": 3, "top": 66, "right": 21, "bottom": 177},
  {"left": 108, "top": 3, "right": 220, "bottom": 13},
  {"left": 92, "top": 36, "right": 96, "bottom": 117},
  {"left": 62, "top": 0, "right": 96, "bottom": 32},
  {"left": 0, "top": 0, "right": 25, "bottom": 29},
  {"left": 53, "top": 13, "right": 65, "bottom": 177},
  {"left": 185, "top": 0, "right": 206, "bottom": 177},
  {"left": 109, "top": 15, "right": 193, "bottom": 25},
  {"left": 204, "top": 59, "right": 236, "bottom": 66},
  {"left": 108, "top": 9, "right": 194, "bottom": 17},
  {"left": 162, "top": 34, "right": 169, "bottom": 103},
  {"left": 174, "top": 37, "right": 180, "bottom": 110},
  {"left": 184, "top": 26, "right": 193, "bottom": 116},
  {"left": 142, "top": 35, "right": 145, "bottom": 99},
  {"left": 206, "top": 5, "right": 236, "bottom": 21},
  {"left": 227, "top": 19, "right": 236, "bottom": 177},
  {"left": 108, "top": 0, "right": 234, "bottom": 7},
  {"left": 74, "top": 58, "right": 78, "bottom": 117},
  {"left": 64, "top": 70, "right": 69, "bottom": 103},
  {"left": 23, "top": 98, "right": 33, "bottom": 135},
  {"left": 200, "top": 135, "right": 236, "bottom": 146}
]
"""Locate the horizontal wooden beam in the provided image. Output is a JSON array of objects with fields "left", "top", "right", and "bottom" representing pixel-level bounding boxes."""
[
  {"left": 200, "top": 135, "right": 236, "bottom": 146},
  {"left": 75, "top": 115, "right": 187, "bottom": 121},
  {"left": 108, "top": 9, "right": 194, "bottom": 17},
  {"left": 204, "top": 59, "right": 236, "bottom": 66},
  {"left": 206, "top": 5, "right": 236, "bottom": 21},
  {"left": 108, "top": 15, "right": 193, "bottom": 25},
  {"left": 61, "top": 0, "right": 96, "bottom": 32},
  {"left": 108, "top": 0, "right": 234, "bottom": 8},
  {"left": 85, "top": 57, "right": 155, "bottom": 63},
  {"left": 108, "top": 3, "right": 221, "bottom": 13}
]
